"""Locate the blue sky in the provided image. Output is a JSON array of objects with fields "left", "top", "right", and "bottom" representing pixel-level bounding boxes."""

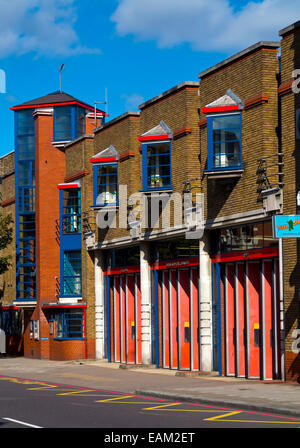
[{"left": 0, "top": 0, "right": 298, "bottom": 156}]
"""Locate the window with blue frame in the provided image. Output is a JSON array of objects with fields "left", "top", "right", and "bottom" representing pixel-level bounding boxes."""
[
  {"left": 75, "top": 106, "right": 86, "bottom": 137},
  {"left": 62, "top": 189, "right": 81, "bottom": 233},
  {"left": 142, "top": 142, "right": 171, "bottom": 190},
  {"left": 15, "top": 109, "right": 36, "bottom": 301},
  {"left": 207, "top": 114, "right": 242, "bottom": 170},
  {"left": 93, "top": 163, "right": 118, "bottom": 206},
  {"left": 54, "top": 106, "right": 72, "bottom": 141},
  {"left": 0, "top": 310, "right": 22, "bottom": 336},
  {"left": 51, "top": 309, "right": 84, "bottom": 339},
  {"left": 53, "top": 105, "right": 86, "bottom": 142},
  {"left": 62, "top": 250, "right": 82, "bottom": 296}
]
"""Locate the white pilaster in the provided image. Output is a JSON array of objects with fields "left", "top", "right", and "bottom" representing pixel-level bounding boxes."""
[
  {"left": 140, "top": 242, "right": 152, "bottom": 364},
  {"left": 199, "top": 232, "right": 213, "bottom": 371},
  {"left": 94, "top": 249, "right": 105, "bottom": 359}
]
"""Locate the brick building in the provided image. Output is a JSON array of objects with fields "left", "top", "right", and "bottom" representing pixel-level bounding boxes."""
[
  {"left": 0, "top": 91, "right": 106, "bottom": 359},
  {"left": 1, "top": 20, "right": 300, "bottom": 381}
]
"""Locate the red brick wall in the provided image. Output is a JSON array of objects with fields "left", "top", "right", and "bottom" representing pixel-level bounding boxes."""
[
  {"left": 34, "top": 113, "right": 65, "bottom": 304},
  {"left": 86, "top": 116, "right": 102, "bottom": 134},
  {"left": 49, "top": 338, "right": 85, "bottom": 360},
  {"left": 24, "top": 307, "right": 50, "bottom": 359}
]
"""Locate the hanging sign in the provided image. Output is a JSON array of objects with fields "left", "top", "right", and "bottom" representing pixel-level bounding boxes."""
[{"left": 272, "top": 215, "right": 300, "bottom": 238}]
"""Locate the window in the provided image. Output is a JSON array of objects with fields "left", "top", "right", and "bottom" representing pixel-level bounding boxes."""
[
  {"left": 142, "top": 142, "right": 171, "bottom": 190},
  {"left": 15, "top": 109, "right": 36, "bottom": 302},
  {"left": 93, "top": 163, "right": 118, "bottom": 206},
  {"left": 207, "top": 114, "right": 242, "bottom": 170},
  {"left": 213, "top": 221, "right": 278, "bottom": 254},
  {"left": 62, "top": 189, "right": 81, "bottom": 233},
  {"left": 51, "top": 309, "right": 84, "bottom": 339},
  {"left": 62, "top": 250, "right": 82, "bottom": 296},
  {"left": 0, "top": 311, "right": 22, "bottom": 336},
  {"left": 153, "top": 238, "right": 199, "bottom": 262},
  {"left": 54, "top": 106, "right": 72, "bottom": 141},
  {"left": 54, "top": 106, "right": 86, "bottom": 142},
  {"left": 75, "top": 106, "right": 86, "bottom": 137}
]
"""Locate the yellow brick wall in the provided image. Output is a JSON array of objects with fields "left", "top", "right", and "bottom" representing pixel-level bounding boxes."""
[
  {"left": 0, "top": 152, "right": 16, "bottom": 304},
  {"left": 279, "top": 28, "right": 300, "bottom": 360},
  {"left": 199, "top": 48, "right": 279, "bottom": 221}
]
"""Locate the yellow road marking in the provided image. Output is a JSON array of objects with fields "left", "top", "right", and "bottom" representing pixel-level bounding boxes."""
[
  {"left": 101, "top": 401, "right": 168, "bottom": 405},
  {"left": 143, "top": 402, "right": 181, "bottom": 411},
  {"left": 214, "top": 418, "right": 300, "bottom": 425},
  {"left": 0, "top": 377, "right": 57, "bottom": 390},
  {"left": 204, "top": 411, "right": 241, "bottom": 421},
  {"left": 204, "top": 410, "right": 300, "bottom": 426},
  {"left": 145, "top": 408, "right": 230, "bottom": 413},
  {"left": 95, "top": 395, "right": 133, "bottom": 403},
  {"left": 57, "top": 389, "right": 96, "bottom": 396}
]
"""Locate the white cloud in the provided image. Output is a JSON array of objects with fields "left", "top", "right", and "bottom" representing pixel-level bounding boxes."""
[
  {"left": 0, "top": 0, "right": 100, "bottom": 58},
  {"left": 111, "top": 0, "right": 299, "bottom": 52}
]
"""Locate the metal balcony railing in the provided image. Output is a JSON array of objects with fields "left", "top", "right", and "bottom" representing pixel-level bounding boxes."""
[
  {"left": 82, "top": 210, "right": 96, "bottom": 235},
  {"left": 256, "top": 153, "right": 284, "bottom": 194}
]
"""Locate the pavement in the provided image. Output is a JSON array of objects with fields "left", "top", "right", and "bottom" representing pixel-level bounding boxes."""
[{"left": 0, "top": 356, "right": 300, "bottom": 418}]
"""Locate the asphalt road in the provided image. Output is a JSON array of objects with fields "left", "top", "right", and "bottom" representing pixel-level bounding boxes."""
[{"left": 0, "top": 374, "right": 299, "bottom": 436}]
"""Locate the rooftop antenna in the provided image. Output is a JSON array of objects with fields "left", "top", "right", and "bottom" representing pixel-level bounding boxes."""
[
  {"left": 94, "top": 88, "right": 108, "bottom": 129},
  {"left": 59, "top": 64, "right": 65, "bottom": 93}
]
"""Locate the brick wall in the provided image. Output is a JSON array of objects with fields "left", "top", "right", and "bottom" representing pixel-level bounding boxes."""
[
  {"left": 35, "top": 113, "right": 65, "bottom": 304},
  {"left": 198, "top": 46, "right": 280, "bottom": 221},
  {"left": 0, "top": 152, "right": 16, "bottom": 304},
  {"left": 280, "top": 26, "right": 300, "bottom": 381}
]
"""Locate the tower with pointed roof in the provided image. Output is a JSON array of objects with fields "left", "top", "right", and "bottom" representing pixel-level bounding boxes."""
[{"left": 10, "top": 91, "right": 106, "bottom": 358}]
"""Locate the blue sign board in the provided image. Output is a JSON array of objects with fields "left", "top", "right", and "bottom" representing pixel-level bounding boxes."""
[{"left": 272, "top": 215, "right": 300, "bottom": 238}]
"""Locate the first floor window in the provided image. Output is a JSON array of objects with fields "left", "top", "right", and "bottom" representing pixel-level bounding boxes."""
[
  {"left": 54, "top": 106, "right": 72, "bottom": 141},
  {"left": 52, "top": 309, "right": 84, "bottom": 339},
  {"left": 207, "top": 114, "right": 242, "bottom": 170},
  {"left": 63, "top": 250, "right": 82, "bottom": 296},
  {"left": 143, "top": 141, "right": 171, "bottom": 190},
  {"left": 62, "top": 188, "right": 81, "bottom": 233},
  {"left": 94, "top": 163, "right": 118, "bottom": 206}
]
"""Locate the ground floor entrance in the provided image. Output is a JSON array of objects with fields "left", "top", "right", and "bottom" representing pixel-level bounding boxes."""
[
  {"left": 212, "top": 252, "right": 281, "bottom": 380},
  {"left": 106, "top": 270, "right": 142, "bottom": 365},
  {"left": 152, "top": 259, "right": 200, "bottom": 371}
]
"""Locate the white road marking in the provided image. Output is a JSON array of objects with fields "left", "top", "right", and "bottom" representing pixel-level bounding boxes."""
[{"left": 2, "top": 417, "right": 42, "bottom": 428}]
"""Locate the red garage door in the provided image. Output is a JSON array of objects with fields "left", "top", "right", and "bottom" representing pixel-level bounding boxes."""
[
  {"left": 159, "top": 266, "right": 199, "bottom": 371},
  {"left": 223, "top": 258, "right": 280, "bottom": 380},
  {"left": 111, "top": 272, "right": 141, "bottom": 365}
]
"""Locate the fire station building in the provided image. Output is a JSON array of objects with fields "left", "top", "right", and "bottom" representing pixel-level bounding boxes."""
[{"left": 1, "top": 20, "right": 300, "bottom": 382}]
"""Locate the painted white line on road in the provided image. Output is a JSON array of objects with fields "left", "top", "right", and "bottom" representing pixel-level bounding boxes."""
[{"left": 2, "top": 417, "right": 42, "bottom": 428}]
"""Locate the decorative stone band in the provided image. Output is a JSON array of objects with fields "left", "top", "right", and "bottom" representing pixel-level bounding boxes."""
[
  {"left": 1, "top": 196, "right": 15, "bottom": 207},
  {"left": 198, "top": 117, "right": 207, "bottom": 129},
  {"left": 64, "top": 168, "right": 89, "bottom": 183},
  {"left": 173, "top": 126, "right": 192, "bottom": 140},
  {"left": 244, "top": 93, "right": 269, "bottom": 110},
  {"left": 278, "top": 79, "right": 294, "bottom": 96},
  {"left": 119, "top": 150, "right": 135, "bottom": 162}
]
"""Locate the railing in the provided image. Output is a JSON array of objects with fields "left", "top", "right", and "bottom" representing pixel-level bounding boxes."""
[
  {"left": 256, "top": 153, "right": 284, "bottom": 194},
  {"left": 55, "top": 276, "right": 60, "bottom": 298},
  {"left": 82, "top": 209, "right": 96, "bottom": 235},
  {"left": 55, "top": 218, "right": 60, "bottom": 244}
]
